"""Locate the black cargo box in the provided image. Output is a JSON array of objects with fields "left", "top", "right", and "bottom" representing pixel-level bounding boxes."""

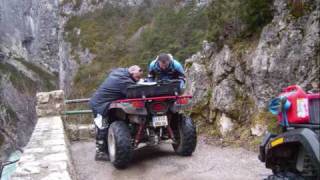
[{"left": 126, "top": 80, "right": 181, "bottom": 98}]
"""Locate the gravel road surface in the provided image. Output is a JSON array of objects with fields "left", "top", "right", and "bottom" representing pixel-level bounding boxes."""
[{"left": 70, "top": 136, "right": 271, "bottom": 180}]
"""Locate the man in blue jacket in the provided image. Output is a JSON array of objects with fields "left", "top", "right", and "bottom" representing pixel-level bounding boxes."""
[
  {"left": 89, "top": 65, "right": 143, "bottom": 161},
  {"left": 148, "top": 53, "right": 186, "bottom": 90}
]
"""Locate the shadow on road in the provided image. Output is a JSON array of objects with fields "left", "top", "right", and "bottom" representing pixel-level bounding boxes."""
[{"left": 130, "top": 146, "right": 176, "bottom": 165}]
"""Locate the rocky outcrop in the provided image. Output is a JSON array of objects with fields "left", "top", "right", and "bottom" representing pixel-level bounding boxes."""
[{"left": 185, "top": 0, "right": 319, "bottom": 137}]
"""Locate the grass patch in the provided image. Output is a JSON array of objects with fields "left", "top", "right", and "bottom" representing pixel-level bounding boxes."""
[
  {"left": 251, "top": 110, "right": 281, "bottom": 134},
  {"left": 14, "top": 58, "right": 58, "bottom": 91},
  {"left": 0, "top": 57, "right": 57, "bottom": 94},
  {"left": 0, "top": 62, "right": 37, "bottom": 94}
]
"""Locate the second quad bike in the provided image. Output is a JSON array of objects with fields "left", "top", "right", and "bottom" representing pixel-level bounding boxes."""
[
  {"left": 105, "top": 80, "right": 197, "bottom": 168},
  {"left": 259, "top": 85, "right": 320, "bottom": 180}
]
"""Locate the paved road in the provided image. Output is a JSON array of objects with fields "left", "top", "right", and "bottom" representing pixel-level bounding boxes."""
[{"left": 70, "top": 136, "right": 271, "bottom": 180}]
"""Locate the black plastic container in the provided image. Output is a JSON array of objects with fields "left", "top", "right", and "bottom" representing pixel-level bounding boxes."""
[{"left": 126, "top": 80, "right": 181, "bottom": 98}]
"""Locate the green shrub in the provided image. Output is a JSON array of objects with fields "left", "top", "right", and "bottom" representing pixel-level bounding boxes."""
[
  {"left": 207, "top": 0, "right": 273, "bottom": 46},
  {"left": 240, "top": 0, "right": 273, "bottom": 34},
  {"left": 139, "top": 4, "right": 208, "bottom": 61},
  {"left": 288, "top": 0, "right": 304, "bottom": 17}
]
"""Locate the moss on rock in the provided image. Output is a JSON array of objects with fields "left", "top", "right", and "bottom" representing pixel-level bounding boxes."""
[
  {"left": 0, "top": 62, "right": 37, "bottom": 94},
  {"left": 14, "top": 58, "right": 58, "bottom": 91},
  {"left": 0, "top": 133, "right": 5, "bottom": 147}
]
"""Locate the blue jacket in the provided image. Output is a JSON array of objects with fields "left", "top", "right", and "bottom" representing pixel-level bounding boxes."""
[{"left": 148, "top": 59, "right": 185, "bottom": 81}]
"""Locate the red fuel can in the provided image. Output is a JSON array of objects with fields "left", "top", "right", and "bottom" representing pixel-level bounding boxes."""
[{"left": 278, "top": 85, "right": 310, "bottom": 124}]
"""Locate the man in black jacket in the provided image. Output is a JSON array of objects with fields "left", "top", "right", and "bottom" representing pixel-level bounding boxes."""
[{"left": 89, "top": 65, "right": 143, "bottom": 161}]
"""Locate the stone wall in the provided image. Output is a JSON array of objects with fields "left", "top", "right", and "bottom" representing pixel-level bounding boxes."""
[
  {"left": 36, "top": 90, "right": 64, "bottom": 117},
  {"left": 12, "top": 90, "right": 76, "bottom": 179}
]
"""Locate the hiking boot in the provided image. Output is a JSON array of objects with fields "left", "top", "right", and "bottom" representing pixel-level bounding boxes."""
[{"left": 95, "top": 149, "right": 110, "bottom": 161}]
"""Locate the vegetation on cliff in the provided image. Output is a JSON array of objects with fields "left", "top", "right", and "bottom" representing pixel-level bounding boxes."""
[
  {"left": 65, "top": 1, "right": 209, "bottom": 97},
  {"left": 65, "top": 0, "right": 273, "bottom": 98}
]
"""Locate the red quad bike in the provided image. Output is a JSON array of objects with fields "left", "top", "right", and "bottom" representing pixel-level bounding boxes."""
[
  {"left": 259, "top": 85, "right": 320, "bottom": 180},
  {"left": 105, "top": 80, "right": 197, "bottom": 168}
]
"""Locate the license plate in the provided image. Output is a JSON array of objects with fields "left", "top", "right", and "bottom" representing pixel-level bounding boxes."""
[{"left": 152, "top": 116, "right": 168, "bottom": 127}]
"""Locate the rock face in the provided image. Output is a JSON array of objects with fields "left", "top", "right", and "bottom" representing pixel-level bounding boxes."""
[
  {"left": 185, "top": 0, "right": 319, "bottom": 137},
  {"left": 0, "top": 0, "right": 60, "bottom": 73},
  {"left": 0, "top": 0, "right": 61, "bottom": 159}
]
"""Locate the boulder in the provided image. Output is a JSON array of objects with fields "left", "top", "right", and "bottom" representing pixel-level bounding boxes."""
[
  {"left": 219, "top": 114, "right": 234, "bottom": 136},
  {"left": 251, "top": 124, "right": 267, "bottom": 137}
]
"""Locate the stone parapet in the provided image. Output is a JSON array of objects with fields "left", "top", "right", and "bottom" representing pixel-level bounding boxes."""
[
  {"left": 11, "top": 116, "right": 76, "bottom": 180},
  {"left": 36, "top": 90, "right": 64, "bottom": 117}
]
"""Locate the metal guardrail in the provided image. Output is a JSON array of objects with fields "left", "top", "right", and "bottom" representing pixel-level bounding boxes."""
[
  {"left": 0, "top": 150, "right": 22, "bottom": 179},
  {"left": 64, "top": 98, "right": 90, "bottom": 104},
  {"left": 63, "top": 98, "right": 92, "bottom": 116},
  {"left": 0, "top": 160, "right": 19, "bottom": 173},
  {"left": 64, "top": 110, "right": 92, "bottom": 115}
]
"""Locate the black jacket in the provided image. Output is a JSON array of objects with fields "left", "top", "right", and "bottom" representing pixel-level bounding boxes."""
[{"left": 89, "top": 68, "right": 136, "bottom": 117}]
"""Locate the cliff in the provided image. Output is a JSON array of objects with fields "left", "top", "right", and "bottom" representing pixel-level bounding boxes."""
[{"left": 185, "top": 0, "right": 319, "bottom": 146}]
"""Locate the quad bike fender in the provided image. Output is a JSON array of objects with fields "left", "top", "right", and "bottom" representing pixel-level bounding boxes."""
[
  {"left": 259, "top": 132, "right": 277, "bottom": 162},
  {"left": 109, "top": 102, "right": 147, "bottom": 115},
  {"left": 265, "top": 128, "right": 320, "bottom": 168}
]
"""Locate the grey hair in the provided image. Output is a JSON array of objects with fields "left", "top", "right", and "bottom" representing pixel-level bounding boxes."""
[{"left": 128, "top": 65, "right": 141, "bottom": 74}]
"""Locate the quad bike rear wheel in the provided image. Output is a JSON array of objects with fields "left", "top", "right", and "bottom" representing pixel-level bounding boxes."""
[
  {"left": 172, "top": 115, "right": 197, "bottom": 156},
  {"left": 267, "top": 147, "right": 319, "bottom": 180},
  {"left": 108, "top": 121, "right": 133, "bottom": 169}
]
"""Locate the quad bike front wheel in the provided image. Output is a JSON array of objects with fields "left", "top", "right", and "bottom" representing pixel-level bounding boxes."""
[
  {"left": 172, "top": 115, "right": 197, "bottom": 156},
  {"left": 266, "top": 172, "right": 304, "bottom": 180},
  {"left": 108, "top": 121, "right": 133, "bottom": 169}
]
